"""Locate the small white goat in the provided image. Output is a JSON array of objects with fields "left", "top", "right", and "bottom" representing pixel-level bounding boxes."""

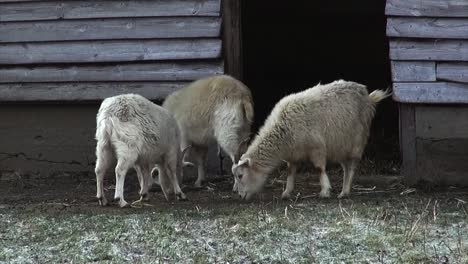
[
  {"left": 95, "top": 94, "right": 186, "bottom": 207},
  {"left": 232, "top": 80, "right": 390, "bottom": 200},
  {"left": 163, "top": 75, "right": 254, "bottom": 188}
]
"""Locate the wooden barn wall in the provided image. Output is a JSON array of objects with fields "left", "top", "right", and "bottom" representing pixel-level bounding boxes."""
[
  {"left": 0, "top": 104, "right": 226, "bottom": 175},
  {"left": 387, "top": 0, "right": 468, "bottom": 103},
  {"left": 0, "top": 0, "right": 236, "bottom": 175},
  {"left": 0, "top": 0, "right": 223, "bottom": 102},
  {"left": 387, "top": 0, "right": 468, "bottom": 185}
]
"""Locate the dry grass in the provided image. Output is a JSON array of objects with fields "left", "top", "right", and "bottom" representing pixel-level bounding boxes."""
[{"left": 0, "top": 169, "right": 467, "bottom": 263}]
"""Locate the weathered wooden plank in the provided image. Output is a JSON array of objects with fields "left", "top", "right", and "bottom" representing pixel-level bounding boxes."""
[
  {"left": 386, "top": 0, "right": 468, "bottom": 17},
  {"left": 399, "top": 104, "right": 417, "bottom": 185},
  {"left": 222, "top": 0, "right": 243, "bottom": 81},
  {"left": 0, "top": 17, "right": 221, "bottom": 43},
  {"left": 390, "top": 40, "right": 468, "bottom": 61},
  {"left": 391, "top": 61, "right": 435, "bottom": 82},
  {"left": 0, "top": 61, "right": 224, "bottom": 83},
  {"left": 387, "top": 17, "right": 468, "bottom": 39},
  {"left": 437, "top": 63, "right": 468, "bottom": 83},
  {"left": 0, "top": 82, "right": 189, "bottom": 101},
  {"left": 393, "top": 82, "right": 468, "bottom": 104},
  {"left": 0, "top": 39, "right": 222, "bottom": 64},
  {"left": 416, "top": 105, "right": 468, "bottom": 139},
  {"left": 416, "top": 138, "right": 468, "bottom": 186},
  {"left": 0, "top": 0, "right": 221, "bottom": 22}
]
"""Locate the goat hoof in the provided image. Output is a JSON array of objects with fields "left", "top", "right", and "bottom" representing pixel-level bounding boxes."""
[
  {"left": 194, "top": 181, "right": 203, "bottom": 188},
  {"left": 337, "top": 192, "right": 349, "bottom": 199},
  {"left": 97, "top": 197, "right": 108, "bottom": 206},
  {"left": 281, "top": 192, "right": 292, "bottom": 200},
  {"left": 140, "top": 193, "right": 150, "bottom": 201},
  {"left": 177, "top": 192, "right": 188, "bottom": 201},
  {"left": 319, "top": 190, "right": 331, "bottom": 198},
  {"left": 119, "top": 200, "right": 129, "bottom": 208}
]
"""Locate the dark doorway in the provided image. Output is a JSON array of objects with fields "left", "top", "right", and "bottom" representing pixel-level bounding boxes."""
[{"left": 241, "top": 0, "right": 399, "bottom": 168}]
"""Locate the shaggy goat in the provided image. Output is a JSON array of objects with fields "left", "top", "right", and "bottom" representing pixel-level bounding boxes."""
[
  {"left": 232, "top": 80, "right": 390, "bottom": 200},
  {"left": 163, "top": 75, "right": 254, "bottom": 188},
  {"left": 95, "top": 94, "right": 186, "bottom": 208}
]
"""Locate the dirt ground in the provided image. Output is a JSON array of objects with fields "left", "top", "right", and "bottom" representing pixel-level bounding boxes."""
[
  {"left": 0, "top": 159, "right": 401, "bottom": 214},
  {"left": 1, "top": 162, "right": 467, "bottom": 263}
]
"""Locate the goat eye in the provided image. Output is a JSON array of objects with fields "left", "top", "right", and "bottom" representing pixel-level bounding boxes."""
[{"left": 238, "top": 174, "right": 243, "bottom": 180}]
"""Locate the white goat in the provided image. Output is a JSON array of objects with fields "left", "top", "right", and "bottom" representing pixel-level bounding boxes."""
[
  {"left": 163, "top": 75, "right": 254, "bottom": 188},
  {"left": 95, "top": 94, "right": 186, "bottom": 208},
  {"left": 232, "top": 80, "right": 391, "bottom": 200}
]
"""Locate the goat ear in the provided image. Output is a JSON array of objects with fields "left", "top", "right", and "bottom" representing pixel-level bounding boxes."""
[
  {"left": 232, "top": 158, "right": 252, "bottom": 175},
  {"left": 237, "top": 158, "right": 251, "bottom": 167}
]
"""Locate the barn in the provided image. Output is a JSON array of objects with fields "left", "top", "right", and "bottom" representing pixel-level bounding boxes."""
[
  {"left": 0, "top": 0, "right": 240, "bottom": 173},
  {"left": 1, "top": 0, "right": 466, "bottom": 187},
  {"left": 387, "top": 0, "right": 468, "bottom": 186},
  {"left": 2, "top": 1, "right": 468, "bottom": 262}
]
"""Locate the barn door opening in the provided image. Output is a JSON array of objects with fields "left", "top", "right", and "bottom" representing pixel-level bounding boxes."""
[{"left": 241, "top": 0, "right": 398, "bottom": 168}]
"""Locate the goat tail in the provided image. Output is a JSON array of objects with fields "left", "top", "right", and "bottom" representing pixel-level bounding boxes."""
[
  {"left": 241, "top": 96, "right": 254, "bottom": 124},
  {"left": 369, "top": 88, "right": 392, "bottom": 104},
  {"left": 95, "top": 116, "right": 114, "bottom": 145}
]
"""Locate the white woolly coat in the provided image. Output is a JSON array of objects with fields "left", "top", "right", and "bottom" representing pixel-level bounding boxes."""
[
  {"left": 243, "top": 80, "right": 379, "bottom": 171},
  {"left": 163, "top": 74, "right": 254, "bottom": 162},
  {"left": 96, "top": 94, "right": 184, "bottom": 188}
]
